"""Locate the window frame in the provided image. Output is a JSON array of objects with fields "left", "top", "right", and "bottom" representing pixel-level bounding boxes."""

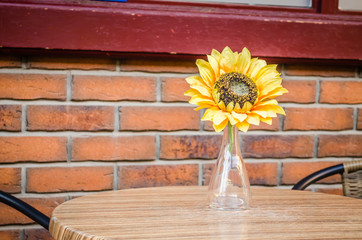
[{"left": 0, "top": 0, "right": 361, "bottom": 64}]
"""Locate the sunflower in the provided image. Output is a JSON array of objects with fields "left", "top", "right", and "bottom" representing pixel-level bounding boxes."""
[{"left": 184, "top": 46, "right": 288, "bottom": 133}]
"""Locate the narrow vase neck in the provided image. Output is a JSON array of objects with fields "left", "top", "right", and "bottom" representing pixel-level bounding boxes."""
[{"left": 222, "top": 123, "right": 240, "bottom": 152}]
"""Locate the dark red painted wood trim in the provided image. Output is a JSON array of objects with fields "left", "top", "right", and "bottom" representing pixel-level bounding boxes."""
[{"left": 0, "top": 0, "right": 361, "bottom": 62}]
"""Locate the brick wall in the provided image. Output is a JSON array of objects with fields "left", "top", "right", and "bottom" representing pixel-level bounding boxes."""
[{"left": 0, "top": 55, "right": 361, "bottom": 239}]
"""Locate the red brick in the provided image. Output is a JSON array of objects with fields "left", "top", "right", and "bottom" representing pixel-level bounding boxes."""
[
  {"left": 0, "top": 55, "right": 21, "bottom": 68},
  {"left": 285, "top": 64, "right": 355, "bottom": 77},
  {"left": 281, "top": 161, "right": 341, "bottom": 185},
  {"left": 318, "top": 135, "right": 362, "bottom": 157},
  {"left": 72, "top": 136, "right": 156, "bottom": 161},
  {"left": 27, "top": 167, "right": 113, "bottom": 193},
  {"left": 0, "top": 73, "right": 66, "bottom": 100},
  {"left": 24, "top": 228, "right": 54, "bottom": 240},
  {"left": 0, "top": 168, "right": 21, "bottom": 193},
  {"left": 277, "top": 80, "right": 316, "bottom": 103},
  {"left": 72, "top": 75, "right": 157, "bottom": 101},
  {"left": 0, "top": 105, "right": 22, "bottom": 131},
  {"left": 0, "top": 197, "right": 65, "bottom": 225},
  {"left": 161, "top": 77, "right": 189, "bottom": 102},
  {"left": 0, "top": 137, "right": 67, "bottom": 163},
  {"left": 243, "top": 135, "right": 314, "bottom": 158},
  {"left": 120, "top": 106, "right": 200, "bottom": 131},
  {"left": 28, "top": 56, "right": 116, "bottom": 70},
  {"left": 160, "top": 135, "right": 221, "bottom": 159},
  {"left": 203, "top": 162, "right": 278, "bottom": 186},
  {"left": 27, "top": 105, "right": 114, "bottom": 131},
  {"left": 118, "top": 164, "right": 199, "bottom": 189},
  {"left": 121, "top": 58, "right": 198, "bottom": 73},
  {"left": 320, "top": 81, "right": 362, "bottom": 104},
  {"left": 284, "top": 107, "right": 354, "bottom": 131},
  {"left": 358, "top": 108, "right": 362, "bottom": 130},
  {"left": 0, "top": 230, "right": 21, "bottom": 240}
]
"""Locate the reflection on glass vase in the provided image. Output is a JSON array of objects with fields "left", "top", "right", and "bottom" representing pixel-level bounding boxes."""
[{"left": 208, "top": 122, "right": 251, "bottom": 210}]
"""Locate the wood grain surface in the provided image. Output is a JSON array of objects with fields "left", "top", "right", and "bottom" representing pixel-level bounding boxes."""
[{"left": 50, "top": 186, "right": 362, "bottom": 240}]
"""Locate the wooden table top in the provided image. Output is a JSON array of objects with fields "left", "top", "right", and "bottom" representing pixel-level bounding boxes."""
[{"left": 49, "top": 186, "right": 362, "bottom": 240}]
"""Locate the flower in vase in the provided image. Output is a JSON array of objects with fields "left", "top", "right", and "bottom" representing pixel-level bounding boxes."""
[{"left": 185, "top": 46, "right": 288, "bottom": 133}]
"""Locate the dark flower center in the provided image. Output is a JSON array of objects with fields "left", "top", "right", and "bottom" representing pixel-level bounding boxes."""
[{"left": 213, "top": 72, "right": 258, "bottom": 110}]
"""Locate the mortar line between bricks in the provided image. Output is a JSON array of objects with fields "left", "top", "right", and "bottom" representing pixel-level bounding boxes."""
[
  {"left": 113, "top": 164, "right": 118, "bottom": 190},
  {"left": 279, "top": 115, "right": 285, "bottom": 132},
  {"left": 0, "top": 68, "right": 359, "bottom": 80},
  {"left": 156, "top": 133, "right": 160, "bottom": 161},
  {"left": 21, "top": 104, "right": 27, "bottom": 132},
  {"left": 353, "top": 108, "right": 358, "bottom": 130},
  {"left": 156, "top": 76, "right": 162, "bottom": 102},
  {"left": 116, "top": 59, "right": 121, "bottom": 72},
  {"left": 0, "top": 68, "right": 193, "bottom": 77},
  {"left": 0, "top": 158, "right": 350, "bottom": 170},
  {"left": 114, "top": 106, "right": 120, "bottom": 132},
  {"left": 66, "top": 71, "right": 72, "bottom": 102},
  {"left": 21, "top": 167, "right": 26, "bottom": 194},
  {"left": 67, "top": 136, "right": 72, "bottom": 163},
  {"left": 277, "top": 161, "right": 282, "bottom": 186},
  {"left": 313, "top": 134, "right": 319, "bottom": 158},
  {"left": 198, "top": 163, "right": 203, "bottom": 186},
  {"left": 21, "top": 56, "right": 28, "bottom": 69},
  {"left": 20, "top": 229, "right": 25, "bottom": 240},
  {"left": 1, "top": 100, "right": 362, "bottom": 108},
  {"left": 2, "top": 129, "right": 361, "bottom": 137},
  {"left": 315, "top": 78, "right": 321, "bottom": 103}
]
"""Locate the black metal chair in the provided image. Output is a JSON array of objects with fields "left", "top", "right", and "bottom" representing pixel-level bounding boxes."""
[
  {"left": 292, "top": 160, "right": 362, "bottom": 199},
  {"left": 0, "top": 190, "right": 50, "bottom": 230}
]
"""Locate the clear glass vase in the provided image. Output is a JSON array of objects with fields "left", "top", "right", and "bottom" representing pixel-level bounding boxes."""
[{"left": 208, "top": 122, "right": 251, "bottom": 210}]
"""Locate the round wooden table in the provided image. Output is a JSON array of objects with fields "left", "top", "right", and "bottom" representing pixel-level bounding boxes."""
[{"left": 50, "top": 186, "right": 362, "bottom": 240}]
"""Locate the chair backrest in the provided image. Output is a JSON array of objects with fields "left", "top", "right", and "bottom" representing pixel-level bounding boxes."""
[
  {"left": 293, "top": 160, "right": 362, "bottom": 199},
  {"left": 343, "top": 160, "right": 362, "bottom": 199}
]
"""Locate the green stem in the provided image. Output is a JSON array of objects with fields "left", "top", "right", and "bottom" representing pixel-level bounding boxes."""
[{"left": 228, "top": 121, "right": 233, "bottom": 153}]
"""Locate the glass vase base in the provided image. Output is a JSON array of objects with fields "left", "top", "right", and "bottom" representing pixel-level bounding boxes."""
[{"left": 209, "top": 196, "right": 249, "bottom": 211}]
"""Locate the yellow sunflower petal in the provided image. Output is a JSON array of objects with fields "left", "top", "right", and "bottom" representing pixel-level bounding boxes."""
[
  {"left": 191, "top": 85, "right": 212, "bottom": 97},
  {"left": 258, "top": 78, "right": 283, "bottom": 97},
  {"left": 226, "top": 113, "right": 238, "bottom": 125},
  {"left": 211, "top": 49, "right": 221, "bottom": 61},
  {"left": 194, "top": 103, "right": 216, "bottom": 111},
  {"left": 241, "top": 101, "right": 253, "bottom": 113},
  {"left": 220, "top": 46, "right": 236, "bottom": 72},
  {"left": 236, "top": 122, "right": 250, "bottom": 132},
  {"left": 231, "top": 111, "right": 247, "bottom": 122},
  {"left": 185, "top": 75, "right": 204, "bottom": 86},
  {"left": 218, "top": 101, "right": 226, "bottom": 111},
  {"left": 213, "top": 118, "right": 228, "bottom": 133},
  {"left": 189, "top": 96, "right": 215, "bottom": 106},
  {"left": 255, "top": 104, "right": 285, "bottom": 116},
  {"left": 207, "top": 54, "right": 220, "bottom": 78},
  {"left": 201, "top": 107, "right": 219, "bottom": 121},
  {"left": 226, "top": 102, "right": 234, "bottom": 112},
  {"left": 260, "top": 117, "right": 273, "bottom": 125},
  {"left": 196, "top": 59, "right": 215, "bottom": 89},
  {"left": 213, "top": 110, "right": 228, "bottom": 126},
  {"left": 246, "top": 113, "right": 260, "bottom": 126},
  {"left": 255, "top": 64, "right": 279, "bottom": 83},
  {"left": 259, "top": 87, "right": 288, "bottom": 101},
  {"left": 184, "top": 89, "right": 200, "bottom": 97},
  {"left": 256, "top": 99, "right": 279, "bottom": 106},
  {"left": 248, "top": 58, "right": 267, "bottom": 79},
  {"left": 233, "top": 103, "right": 242, "bottom": 113},
  {"left": 252, "top": 110, "right": 268, "bottom": 118},
  {"left": 235, "top": 47, "right": 251, "bottom": 74}
]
